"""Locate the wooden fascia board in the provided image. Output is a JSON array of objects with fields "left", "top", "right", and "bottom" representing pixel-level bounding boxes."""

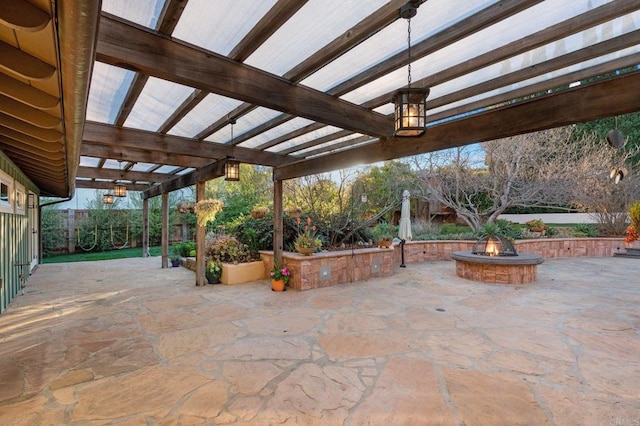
[
  {"left": 97, "top": 14, "right": 393, "bottom": 138},
  {"left": 83, "top": 122, "right": 291, "bottom": 167},
  {"left": 274, "top": 71, "right": 640, "bottom": 180}
]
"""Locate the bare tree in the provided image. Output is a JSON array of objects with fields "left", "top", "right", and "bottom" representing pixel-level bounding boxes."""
[{"left": 410, "top": 127, "right": 639, "bottom": 232}]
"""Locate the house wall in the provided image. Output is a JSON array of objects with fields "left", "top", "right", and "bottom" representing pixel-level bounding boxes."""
[{"left": 0, "top": 151, "right": 39, "bottom": 314}]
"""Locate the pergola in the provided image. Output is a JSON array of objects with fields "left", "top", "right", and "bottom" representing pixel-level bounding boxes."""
[{"left": 1, "top": 0, "right": 639, "bottom": 283}]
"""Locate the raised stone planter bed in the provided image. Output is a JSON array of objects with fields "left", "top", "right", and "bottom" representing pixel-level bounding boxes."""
[{"left": 261, "top": 247, "right": 394, "bottom": 291}]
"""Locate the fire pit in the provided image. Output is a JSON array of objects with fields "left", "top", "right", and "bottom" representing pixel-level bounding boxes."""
[{"left": 451, "top": 235, "right": 543, "bottom": 284}]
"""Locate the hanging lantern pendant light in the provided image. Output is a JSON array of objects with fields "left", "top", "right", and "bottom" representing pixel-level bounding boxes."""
[
  {"left": 225, "top": 119, "right": 241, "bottom": 181},
  {"left": 393, "top": 2, "right": 429, "bottom": 137}
]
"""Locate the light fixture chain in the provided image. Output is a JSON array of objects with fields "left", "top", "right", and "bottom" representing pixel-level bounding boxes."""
[{"left": 407, "top": 17, "right": 412, "bottom": 88}]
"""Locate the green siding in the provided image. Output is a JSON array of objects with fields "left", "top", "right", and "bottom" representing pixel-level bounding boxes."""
[{"left": 0, "top": 151, "right": 39, "bottom": 314}]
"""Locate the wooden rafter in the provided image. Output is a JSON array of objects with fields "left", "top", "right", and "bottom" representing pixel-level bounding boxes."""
[
  {"left": 97, "top": 14, "right": 393, "bottom": 138},
  {"left": 75, "top": 166, "right": 175, "bottom": 183},
  {"left": 275, "top": 71, "right": 640, "bottom": 180}
]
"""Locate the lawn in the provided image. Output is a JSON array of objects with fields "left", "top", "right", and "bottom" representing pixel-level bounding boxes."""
[{"left": 43, "top": 246, "right": 162, "bottom": 263}]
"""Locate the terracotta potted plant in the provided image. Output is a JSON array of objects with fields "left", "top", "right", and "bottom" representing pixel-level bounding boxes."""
[
  {"left": 294, "top": 217, "right": 322, "bottom": 255},
  {"left": 269, "top": 258, "right": 290, "bottom": 292}
]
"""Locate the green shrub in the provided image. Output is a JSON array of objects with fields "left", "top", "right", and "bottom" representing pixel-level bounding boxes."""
[
  {"left": 573, "top": 223, "right": 598, "bottom": 237},
  {"left": 206, "top": 234, "right": 254, "bottom": 264},
  {"left": 172, "top": 241, "right": 196, "bottom": 257}
]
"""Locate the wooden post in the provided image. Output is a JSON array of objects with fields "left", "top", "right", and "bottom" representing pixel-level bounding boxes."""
[
  {"left": 195, "top": 180, "right": 206, "bottom": 286},
  {"left": 161, "top": 192, "right": 169, "bottom": 268},
  {"left": 142, "top": 197, "right": 149, "bottom": 257},
  {"left": 273, "top": 178, "right": 283, "bottom": 263},
  {"left": 67, "top": 209, "right": 75, "bottom": 254}
]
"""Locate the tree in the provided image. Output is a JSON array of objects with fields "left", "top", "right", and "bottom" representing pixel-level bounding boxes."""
[{"left": 410, "top": 127, "right": 640, "bottom": 232}]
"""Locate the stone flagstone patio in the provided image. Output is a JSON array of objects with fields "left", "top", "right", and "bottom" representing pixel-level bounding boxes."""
[{"left": 0, "top": 256, "right": 639, "bottom": 425}]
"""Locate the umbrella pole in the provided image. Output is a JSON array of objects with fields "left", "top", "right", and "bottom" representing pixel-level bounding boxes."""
[{"left": 400, "top": 239, "right": 406, "bottom": 268}]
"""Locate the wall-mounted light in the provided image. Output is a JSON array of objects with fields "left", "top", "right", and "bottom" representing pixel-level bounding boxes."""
[{"left": 393, "top": 2, "right": 429, "bottom": 137}]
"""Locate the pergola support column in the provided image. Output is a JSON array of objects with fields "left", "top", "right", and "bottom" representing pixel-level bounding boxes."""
[
  {"left": 195, "top": 180, "right": 206, "bottom": 286},
  {"left": 142, "top": 197, "right": 149, "bottom": 257},
  {"left": 273, "top": 178, "right": 283, "bottom": 263},
  {"left": 161, "top": 192, "right": 169, "bottom": 268}
]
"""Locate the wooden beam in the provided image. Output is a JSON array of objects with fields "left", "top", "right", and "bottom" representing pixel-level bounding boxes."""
[
  {"left": 427, "top": 29, "right": 640, "bottom": 112},
  {"left": 114, "top": 74, "right": 148, "bottom": 127},
  {"left": 161, "top": 192, "right": 169, "bottom": 268},
  {"left": 195, "top": 104, "right": 257, "bottom": 140},
  {"left": 296, "top": 135, "right": 374, "bottom": 159},
  {"left": 75, "top": 180, "right": 151, "bottom": 191},
  {"left": 80, "top": 142, "right": 213, "bottom": 169},
  {"left": 283, "top": 0, "right": 407, "bottom": 83},
  {"left": 158, "top": 89, "right": 207, "bottom": 133},
  {"left": 279, "top": 130, "right": 353, "bottom": 155},
  {"left": 255, "top": 122, "right": 326, "bottom": 150},
  {"left": 142, "top": 160, "right": 225, "bottom": 199},
  {"left": 363, "top": 1, "right": 640, "bottom": 110},
  {"left": 328, "top": 0, "right": 544, "bottom": 97},
  {"left": 427, "top": 52, "right": 640, "bottom": 124},
  {"left": 142, "top": 197, "right": 149, "bottom": 257},
  {"left": 156, "top": 0, "right": 188, "bottom": 34},
  {"left": 75, "top": 166, "right": 174, "bottom": 183},
  {"left": 195, "top": 180, "right": 206, "bottom": 286},
  {"left": 83, "top": 122, "right": 290, "bottom": 167},
  {"left": 229, "top": 0, "right": 308, "bottom": 63},
  {"left": 97, "top": 14, "right": 393, "bottom": 138},
  {"left": 274, "top": 71, "right": 640, "bottom": 180},
  {"left": 229, "top": 113, "right": 293, "bottom": 146}
]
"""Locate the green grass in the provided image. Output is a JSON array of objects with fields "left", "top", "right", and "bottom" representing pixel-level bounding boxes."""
[{"left": 43, "top": 246, "right": 162, "bottom": 263}]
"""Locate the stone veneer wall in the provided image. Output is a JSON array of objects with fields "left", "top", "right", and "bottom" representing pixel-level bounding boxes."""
[
  {"left": 393, "top": 238, "right": 624, "bottom": 265},
  {"left": 260, "top": 248, "right": 395, "bottom": 291},
  {"left": 185, "top": 238, "right": 623, "bottom": 291}
]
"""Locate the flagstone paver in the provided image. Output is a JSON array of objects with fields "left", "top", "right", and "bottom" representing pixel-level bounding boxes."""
[{"left": 1, "top": 256, "right": 639, "bottom": 425}]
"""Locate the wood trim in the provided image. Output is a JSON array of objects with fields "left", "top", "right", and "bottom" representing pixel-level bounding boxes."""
[
  {"left": 0, "top": 95, "right": 60, "bottom": 128},
  {"left": 0, "top": 113, "right": 62, "bottom": 141},
  {"left": 274, "top": 71, "right": 640, "bottom": 180},
  {"left": 0, "top": 0, "right": 50, "bottom": 32},
  {"left": 0, "top": 41, "right": 55, "bottom": 80},
  {"left": 97, "top": 14, "right": 393, "bottom": 138},
  {"left": 0, "top": 73, "right": 59, "bottom": 110}
]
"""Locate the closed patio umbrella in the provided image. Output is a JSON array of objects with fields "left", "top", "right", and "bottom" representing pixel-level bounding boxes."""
[{"left": 399, "top": 190, "right": 412, "bottom": 267}]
